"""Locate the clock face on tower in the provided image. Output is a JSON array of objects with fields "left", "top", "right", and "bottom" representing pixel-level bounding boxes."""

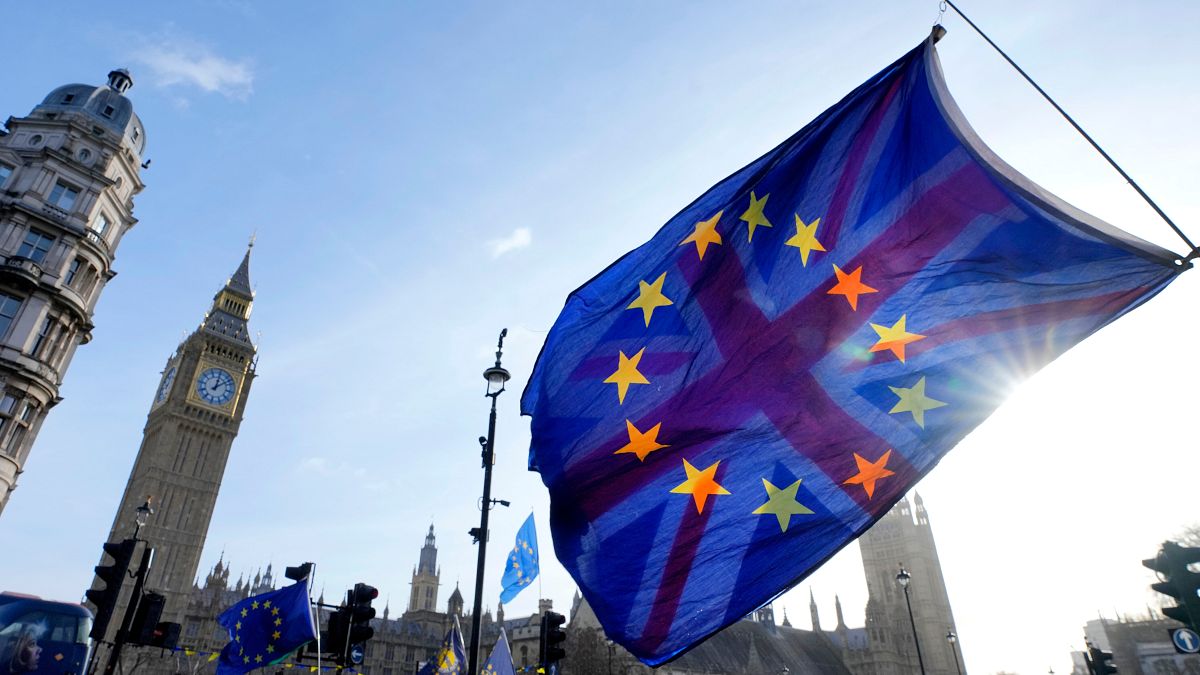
[
  {"left": 195, "top": 367, "right": 236, "bottom": 406},
  {"left": 155, "top": 366, "right": 177, "bottom": 403}
]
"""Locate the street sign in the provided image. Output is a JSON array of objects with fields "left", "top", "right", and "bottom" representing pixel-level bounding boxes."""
[
  {"left": 349, "top": 643, "right": 364, "bottom": 665},
  {"left": 1170, "top": 627, "right": 1200, "bottom": 654}
]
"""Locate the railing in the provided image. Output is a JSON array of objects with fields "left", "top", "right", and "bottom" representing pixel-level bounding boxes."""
[
  {"left": 41, "top": 202, "right": 70, "bottom": 222},
  {"left": 1, "top": 255, "right": 44, "bottom": 282},
  {"left": 84, "top": 228, "right": 111, "bottom": 256}
]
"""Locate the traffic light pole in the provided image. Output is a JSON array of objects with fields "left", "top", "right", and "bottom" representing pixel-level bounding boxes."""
[
  {"left": 467, "top": 395, "right": 499, "bottom": 675},
  {"left": 102, "top": 543, "right": 152, "bottom": 675}
]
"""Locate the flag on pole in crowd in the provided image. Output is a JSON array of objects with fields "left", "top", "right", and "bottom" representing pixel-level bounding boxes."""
[
  {"left": 482, "top": 628, "right": 516, "bottom": 675},
  {"left": 521, "top": 30, "right": 1185, "bottom": 666},
  {"left": 416, "top": 616, "right": 466, "bottom": 675},
  {"left": 499, "top": 514, "right": 540, "bottom": 604}
]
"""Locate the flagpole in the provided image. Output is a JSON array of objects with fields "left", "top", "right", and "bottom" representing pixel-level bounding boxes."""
[
  {"left": 942, "top": 0, "right": 1198, "bottom": 262},
  {"left": 469, "top": 330, "right": 511, "bottom": 675}
]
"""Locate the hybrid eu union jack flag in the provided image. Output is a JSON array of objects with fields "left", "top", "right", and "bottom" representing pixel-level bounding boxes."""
[{"left": 520, "top": 34, "right": 1186, "bottom": 666}]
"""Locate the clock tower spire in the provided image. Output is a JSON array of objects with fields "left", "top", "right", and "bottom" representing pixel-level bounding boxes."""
[{"left": 89, "top": 243, "right": 258, "bottom": 630}]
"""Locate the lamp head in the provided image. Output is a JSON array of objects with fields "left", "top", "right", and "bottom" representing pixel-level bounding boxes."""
[
  {"left": 946, "top": 629, "right": 957, "bottom": 644},
  {"left": 895, "top": 564, "right": 911, "bottom": 588},
  {"left": 135, "top": 497, "right": 155, "bottom": 528},
  {"left": 484, "top": 365, "right": 511, "bottom": 396}
]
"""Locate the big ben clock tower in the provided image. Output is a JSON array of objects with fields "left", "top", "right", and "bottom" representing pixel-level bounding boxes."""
[{"left": 93, "top": 244, "right": 257, "bottom": 625}]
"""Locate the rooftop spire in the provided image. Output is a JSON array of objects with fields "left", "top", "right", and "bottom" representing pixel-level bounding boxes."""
[{"left": 226, "top": 238, "right": 254, "bottom": 298}]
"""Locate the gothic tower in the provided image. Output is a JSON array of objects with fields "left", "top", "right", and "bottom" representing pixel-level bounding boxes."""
[
  {"left": 857, "top": 493, "right": 963, "bottom": 675},
  {"left": 93, "top": 247, "right": 257, "bottom": 625},
  {"left": 0, "top": 69, "right": 146, "bottom": 514},
  {"left": 409, "top": 524, "right": 440, "bottom": 612}
]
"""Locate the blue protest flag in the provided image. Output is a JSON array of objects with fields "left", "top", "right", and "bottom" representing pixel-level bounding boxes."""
[
  {"left": 499, "top": 514, "right": 540, "bottom": 604},
  {"left": 521, "top": 33, "right": 1185, "bottom": 666},
  {"left": 482, "top": 628, "right": 516, "bottom": 675},
  {"left": 216, "top": 580, "right": 316, "bottom": 675},
  {"left": 416, "top": 616, "right": 466, "bottom": 675}
]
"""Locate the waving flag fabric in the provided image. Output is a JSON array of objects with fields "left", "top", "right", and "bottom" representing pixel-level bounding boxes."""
[
  {"left": 482, "top": 629, "right": 516, "bottom": 675},
  {"left": 499, "top": 513, "right": 540, "bottom": 604},
  {"left": 216, "top": 580, "right": 316, "bottom": 675},
  {"left": 520, "top": 33, "right": 1185, "bottom": 666},
  {"left": 416, "top": 617, "right": 466, "bottom": 675}
]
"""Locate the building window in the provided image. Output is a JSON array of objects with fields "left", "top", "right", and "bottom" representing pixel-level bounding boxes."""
[
  {"left": 0, "top": 394, "right": 16, "bottom": 436},
  {"left": 102, "top": 105, "right": 115, "bottom": 118},
  {"left": 48, "top": 181, "right": 79, "bottom": 211},
  {"left": 31, "top": 317, "right": 53, "bottom": 357},
  {"left": 65, "top": 258, "right": 82, "bottom": 286},
  {"left": 17, "top": 229, "right": 56, "bottom": 263},
  {"left": 0, "top": 293, "right": 22, "bottom": 338},
  {"left": 91, "top": 213, "right": 110, "bottom": 235},
  {"left": 2, "top": 401, "right": 37, "bottom": 458},
  {"left": 62, "top": 93, "right": 76, "bottom": 104},
  {"left": 0, "top": 164, "right": 12, "bottom": 186}
]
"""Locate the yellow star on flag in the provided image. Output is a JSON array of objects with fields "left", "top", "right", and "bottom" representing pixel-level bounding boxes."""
[
  {"left": 273, "top": 631, "right": 282, "bottom": 640},
  {"left": 243, "top": 657, "right": 250, "bottom": 664},
  {"left": 751, "top": 478, "right": 814, "bottom": 532},
  {"left": 888, "top": 376, "right": 947, "bottom": 427},
  {"left": 679, "top": 211, "right": 723, "bottom": 260},
  {"left": 251, "top": 601, "right": 259, "bottom": 610},
  {"left": 739, "top": 192, "right": 773, "bottom": 242},
  {"left": 827, "top": 265, "right": 878, "bottom": 310},
  {"left": 603, "top": 348, "right": 650, "bottom": 404},
  {"left": 783, "top": 215, "right": 826, "bottom": 266},
  {"left": 614, "top": 419, "right": 669, "bottom": 461},
  {"left": 272, "top": 607, "right": 280, "bottom": 616},
  {"left": 267, "top": 646, "right": 275, "bottom": 654},
  {"left": 869, "top": 315, "right": 926, "bottom": 362},
  {"left": 670, "top": 459, "right": 730, "bottom": 514},
  {"left": 240, "top": 608, "right": 248, "bottom": 618},
  {"left": 255, "top": 655, "right": 263, "bottom": 664},
  {"left": 274, "top": 618, "right": 282, "bottom": 627},
  {"left": 263, "top": 601, "right": 271, "bottom": 608},
  {"left": 626, "top": 272, "right": 674, "bottom": 327},
  {"left": 843, "top": 450, "right": 896, "bottom": 499}
]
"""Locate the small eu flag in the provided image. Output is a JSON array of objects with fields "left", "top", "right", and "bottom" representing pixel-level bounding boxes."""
[
  {"left": 416, "top": 617, "right": 466, "bottom": 675},
  {"left": 482, "top": 629, "right": 516, "bottom": 675},
  {"left": 216, "top": 580, "right": 316, "bottom": 675},
  {"left": 521, "top": 31, "right": 1185, "bottom": 666},
  {"left": 499, "top": 514, "right": 539, "bottom": 604}
]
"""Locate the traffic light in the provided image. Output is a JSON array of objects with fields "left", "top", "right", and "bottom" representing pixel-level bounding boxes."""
[
  {"left": 347, "top": 583, "right": 378, "bottom": 664},
  {"left": 86, "top": 539, "right": 136, "bottom": 641},
  {"left": 327, "top": 606, "right": 350, "bottom": 664},
  {"left": 130, "top": 592, "right": 166, "bottom": 644},
  {"left": 147, "top": 622, "right": 181, "bottom": 650},
  {"left": 538, "top": 611, "right": 566, "bottom": 668},
  {"left": 285, "top": 563, "right": 313, "bottom": 582},
  {"left": 1143, "top": 541, "right": 1200, "bottom": 631},
  {"left": 1087, "top": 644, "right": 1117, "bottom": 675},
  {"left": 328, "top": 583, "right": 377, "bottom": 665}
]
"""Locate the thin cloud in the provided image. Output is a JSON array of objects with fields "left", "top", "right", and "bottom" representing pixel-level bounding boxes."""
[
  {"left": 131, "top": 38, "right": 254, "bottom": 99},
  {"left": 489, "top": 227, "right": 532, "bottom": 258}
]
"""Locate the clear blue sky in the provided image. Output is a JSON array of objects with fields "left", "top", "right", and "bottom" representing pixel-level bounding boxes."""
[{"left": 1, "top": 2, "right": 1197, "bottom": 673}]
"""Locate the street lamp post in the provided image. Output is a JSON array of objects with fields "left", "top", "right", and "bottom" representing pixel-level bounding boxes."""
[
  {"left": 896, "top": 564, "right": 927, "bottom": 675},
  {"left": 467, "top": 329, "right": 511, "bottom": 675},
  {"left": 946, "top": 629, "right": 962, "bottom": 675}
]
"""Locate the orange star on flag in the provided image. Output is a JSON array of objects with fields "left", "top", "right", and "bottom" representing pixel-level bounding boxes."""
[
  {"left": 843, "top": 450, "right": 896, "bottom": 499},
  {"left": 614, "top": 420, "right": 669, "bottom": 461},
  {"left": 670, "top": 459, "right": 730, "bottom": 514},
  {"left": 826, "top": 264, "right": 877, "bottom": 310}
]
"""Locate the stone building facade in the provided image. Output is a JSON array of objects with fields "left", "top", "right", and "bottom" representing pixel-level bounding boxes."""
[
  {"left": 817, "top": 494, "right": 964, "bottom": 675},
  {"left": 123, "top": 525, "right": 549, "bottom": 675},
  {"left": 0, "top": 68, "right": 146, "bottom": 514},
  {"left": 1081, "top": 615, "right": 1200, "bottom": 675},
  {"left": 90, "top": 248, "right": 258, "bottom": 633}
]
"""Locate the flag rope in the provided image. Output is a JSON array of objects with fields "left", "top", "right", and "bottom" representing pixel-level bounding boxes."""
[{"left": 942, "top": 0, "right": 1198, "bottom": 264}]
